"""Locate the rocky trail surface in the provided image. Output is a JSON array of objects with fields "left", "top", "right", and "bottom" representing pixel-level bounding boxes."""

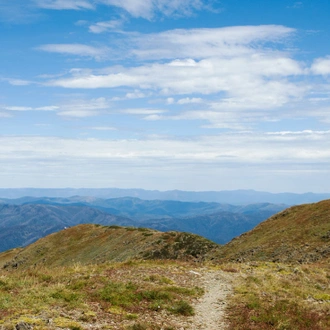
[{"left": 190, "top": 270, "right": 233, "bottom": 329}]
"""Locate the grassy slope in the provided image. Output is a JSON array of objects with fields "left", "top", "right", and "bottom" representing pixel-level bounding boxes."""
[
  {"left": 0, "top": 224, "right": 220, "bottom": 269},
  {"left": 219, "top": 199, "right": 330, "bottom": 263},
  {"left": 224, "top": 261, "right": 330, "bottom": 330},
  {"left": 0, "top": 260, "right": 206, "bottom": 330},
  {"left": 217, "top": 199, "right": 330, "bottom": 329},
  {"left": 0, "top": 225, "right": 220, "bottom": 329}
]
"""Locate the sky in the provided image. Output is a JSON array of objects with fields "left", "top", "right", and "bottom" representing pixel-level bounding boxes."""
[{"left": 1, "top": 0, "right": 330, "bottom": 193}]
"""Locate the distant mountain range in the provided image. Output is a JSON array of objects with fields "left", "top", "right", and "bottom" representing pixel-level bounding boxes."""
[
  {"left": 0, "top": 188, "right": 330, "bottom": 204},
  {"left": 0, "top": 203, "right": 134, "bottom": 252},
  {"left": 2, "top": 198, "right": 330, "bottom": 268},
  {"left": 0, "top": 196, "right": 287, "bottom": 251}
]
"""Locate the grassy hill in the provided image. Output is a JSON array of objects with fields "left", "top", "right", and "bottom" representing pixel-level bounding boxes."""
[
  {"left": 212, "top": 199, "right": 330, "bottom": 329},
  {"left": 0, "top": 225, "right": 221, "bottom": 329},
  {"left": 0, "top": 224, "right": 220, "bottom": 269},
  {"left": 219, "top": 199, "right": 330, "bottom": 263}
]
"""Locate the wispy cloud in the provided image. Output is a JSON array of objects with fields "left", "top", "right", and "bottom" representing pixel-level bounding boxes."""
[
  {"left": 89, "top": 18, "right": 125, "bottom": 33},
  {"left": 287, "top": 1, "right": 303, "bottom": 9},
  {"left": 31, "top": 0, "right": 209, "bottom": 19},
  {"left": 2, "top": 78, "right": 34, "bottom": 86},
  {"left": 311, "top": 57, "right": 330, "bottom": 75},
  {"left": 130, "top": 25, "right": 296, "bottom": 60},
  {"left": 1, "top": 129, "right": 330, "bottom": 190},
  {"left": 0, "top": 1, "right": 40, "bottom": 24},
  {"left": 1, "top": 130, "right": 330, "bottom": 165},
  {"left": 37, "top": 44, "right": 109, "bottom": 60},
  {"left": 96, "top": 0, "right": 206, "bottom": 20},
  {"left": 122, "top": 108, "right": 166, "bottom": 115},
  {"left": 2, "top": 105, "right": 58, "bottom": 111},
  {"left": 178, "top": 97, "right": 203, "bottom": 104},
  {"left": 87, "top": 126, "right": 117, "bottom": 131},
  {"left": 42, "top": 25, "right": 311, "bottom": 130},
  {"left": 57, "top": 97, "right": 111, "bottom": 117},
  {"left": 33, "top": 0, "right": 94, "bottom": 10},
  {"left": 48, "top": 56, "right": 306, "bottom": 105}
]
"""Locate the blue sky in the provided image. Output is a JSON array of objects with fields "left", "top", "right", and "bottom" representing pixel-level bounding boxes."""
[{"left": 1, "top": 0, "right": 330, "bottom": 193}]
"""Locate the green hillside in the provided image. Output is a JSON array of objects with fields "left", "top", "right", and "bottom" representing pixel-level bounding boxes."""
[
  {"left": 1, "top": 224, "right": 220, "bottom": 269},
  {"left": 219, "top": 199, "right": 330, "bottom": 263}
]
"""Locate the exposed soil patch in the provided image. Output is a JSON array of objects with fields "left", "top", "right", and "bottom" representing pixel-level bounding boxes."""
[{"left": 188, "top": 269, "right": 233, "bottom": 329}]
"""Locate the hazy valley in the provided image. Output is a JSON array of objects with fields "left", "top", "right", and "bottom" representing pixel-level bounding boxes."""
[{"left": 0, "top": 195, "right": 287, "bottom": 252}]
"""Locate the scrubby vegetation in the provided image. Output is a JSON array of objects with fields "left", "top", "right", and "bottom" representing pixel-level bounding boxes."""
[
  {"left": 0, "top": 224, "right": 220, "bottom": 270},
  {"left": 223, "top": 262, "right": 330, "bottom": 329},
  {"left": 219, "top": 199, "right": 330, "bottom": 264},
  {"left": 0, "top": 260, "right": 204, "bottom": 329}
]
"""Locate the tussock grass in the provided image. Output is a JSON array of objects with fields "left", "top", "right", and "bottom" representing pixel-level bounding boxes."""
[
  {"left": 225, "top": 262, "right": 330, "bottom": 329},
  {"left": 0, "top": 260, "right": 203, "bottom": 329}
]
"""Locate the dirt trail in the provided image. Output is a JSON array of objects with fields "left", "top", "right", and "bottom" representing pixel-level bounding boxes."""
[{"left": 188, "top": 269, "right": 233, "bottom": 329}]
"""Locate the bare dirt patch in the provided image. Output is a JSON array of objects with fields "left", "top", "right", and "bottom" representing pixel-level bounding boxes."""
[{"left": 188, "top": 269, "right": 233, "bottom": 329}]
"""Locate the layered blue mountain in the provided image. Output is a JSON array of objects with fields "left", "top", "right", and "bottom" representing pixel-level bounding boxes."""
[
  {"left": 0, "top": 196, "right": 287, "bottom": 252},
  {"left": 0, "top": 188, "right": 329, "bottom": 204}
]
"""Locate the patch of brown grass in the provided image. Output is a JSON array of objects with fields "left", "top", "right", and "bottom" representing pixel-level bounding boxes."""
[
  {"left": 0, "top": 260, "right": 204, "bottom": 329},
  {"left": 226, "top": 262, "right": 330, "bottom": 330}
]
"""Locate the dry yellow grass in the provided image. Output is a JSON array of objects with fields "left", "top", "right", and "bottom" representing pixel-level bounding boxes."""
[
  {"left": 218, "top": 199, "right": 330, "bottom": 264},
  {"left": 0, "top": 260, "right": 205, "bottom": 330},
  {"left": 223, "top": 262, "right": 330, "bottom": 330}
]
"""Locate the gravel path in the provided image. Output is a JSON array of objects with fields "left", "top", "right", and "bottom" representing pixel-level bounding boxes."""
[{"left": 188, "top": 270, "right": 233, "bottom": 329}]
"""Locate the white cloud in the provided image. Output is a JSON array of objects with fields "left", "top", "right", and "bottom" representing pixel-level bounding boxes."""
[
  {"left": 58, "top": 97, "right": 110, "bottom": 117},
  {"left": 33, "top": 0, "right": 94, "bottom": 10},
  {"left": 146, "top": 110, "right": 248, "bottom": 129},
  {"left": 266, "top": 130, "right": 330, "bottom": 136},
  {"left": 178, "top": 97, "right": 203, "bottom": 104},
  {"left": 50, "top": 56, "right": 304, "bottom": 91},
  {"left": 47, "top": 25, "right": 303, "bottom": 93},
  {"left": 122, "top": 108, "right": 166, "bottom": 115},
  {"left": 311, "top": 57, "right": 330, "bottom": 75},
  {"left": 96, "top": 0, "right": 205, "bottom": 19},
  {"left": 38, "top": 25, "right": 322, "bottom": 131},
  {"left": 3, "top": 105, "right": 58, "bottom": 111},
  {"left": 1, "top": 130, "right": 330, "bottom": 191},
  {"left": 35, "top": 106, "right": 60, "bottom": 111},
  {"left": 7, "top": 78, "right": 33, "bottom": 86},
  {"left": 125, "top": 90, "right": 147, "bottom": 99},
  {"left": 48, "top": 55, "right": 306, "bottom": 117},
  {"left": 44, "top": 26, "right": 308, "bottom": 129},
  {"left": 4, "top": 106, "right": 33, "bottom": 111},
  {"left": 89, "top": 18, "right": 124, "bottom": 33},
  {"left": 33, "top": 0, "right": 207, "bottom": 19},
  {"left": 130, "top": 25, "right": 296, "bottom": 60},
  {"left": 1, "top": 130, "right": 330, "bottom": 164},
  {"left": 88, "top": 126, "right": 117, "bottom": 131},
  {"left": 37, "top": 44, "right": 109, "bottom": 60},
  {"left": 1, "top": 100, "right": 110, "bottom": 119}
]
